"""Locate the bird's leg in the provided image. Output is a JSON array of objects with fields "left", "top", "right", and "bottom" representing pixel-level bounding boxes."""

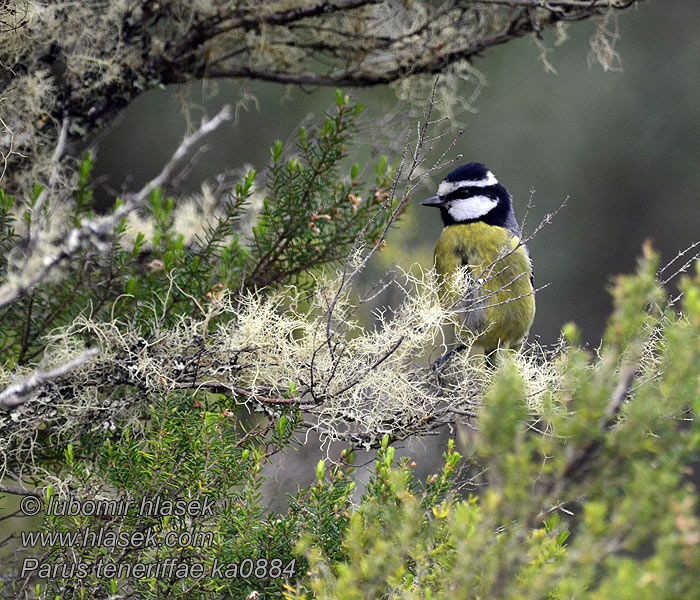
[
  {"left": 431, "top": 343, "right": 468, "bottom": 372},
  {"left": 484, "top": 350, "right": 498, "bottom": 370}
]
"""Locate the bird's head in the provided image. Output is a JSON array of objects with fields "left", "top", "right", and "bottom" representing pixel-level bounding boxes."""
[{"left": 421, "top": 162, "right": 518, "bottom": 232}]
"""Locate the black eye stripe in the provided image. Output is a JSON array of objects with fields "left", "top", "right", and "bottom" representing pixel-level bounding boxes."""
[{"left": 442, "top": 186, "right": 499, "bottom": 202}]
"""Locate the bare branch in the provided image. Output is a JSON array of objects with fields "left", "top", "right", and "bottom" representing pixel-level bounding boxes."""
[
  {"left": 0, "top": 348, "right": 98, "bottom": 409},
  {"left": 659, "top": 238, "right": 700, "bottom": 286},
  {"left": 0, "top": 106, "right": 231, "bottom": 310},
  {"left": 0, "top": 483, "right": 43, "bottom": 498},
  {"left": 1, "top": 0, "right": 640, "bottom": 194}
]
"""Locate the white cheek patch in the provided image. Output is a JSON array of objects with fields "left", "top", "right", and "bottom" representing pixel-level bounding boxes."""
[
  {"left": 437, "top": 171, "right": 498, "bottom": 196},
  {"left": 447, "top": 195, "right": 498, "bottom": 221}
]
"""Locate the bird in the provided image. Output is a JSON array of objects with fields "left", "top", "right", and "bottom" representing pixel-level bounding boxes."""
[{"left": 421, "top": 162, "right": 535, "bottom": 365}]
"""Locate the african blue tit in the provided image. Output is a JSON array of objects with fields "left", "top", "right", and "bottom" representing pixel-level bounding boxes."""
[{"left": 421, "top": 162, "right": 535, "bottom": 357}]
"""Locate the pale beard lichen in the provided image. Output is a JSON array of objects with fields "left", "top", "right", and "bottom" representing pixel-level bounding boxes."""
[{"left": 1, "top": 259, "right": 568, "bottom": 477}]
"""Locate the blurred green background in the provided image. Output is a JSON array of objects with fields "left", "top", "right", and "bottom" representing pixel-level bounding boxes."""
[{"left": 90, "top": 0, "right": 700, "bottom": 348}]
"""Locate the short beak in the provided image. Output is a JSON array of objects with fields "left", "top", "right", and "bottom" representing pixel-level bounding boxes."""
[{"left": 420, "top": 196, "right": 443, "bottom": 207}]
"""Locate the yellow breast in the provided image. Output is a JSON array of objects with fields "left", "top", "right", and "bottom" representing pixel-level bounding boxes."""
[{"left": 434, "top": 222, "right": 535, "bottom": 352}]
